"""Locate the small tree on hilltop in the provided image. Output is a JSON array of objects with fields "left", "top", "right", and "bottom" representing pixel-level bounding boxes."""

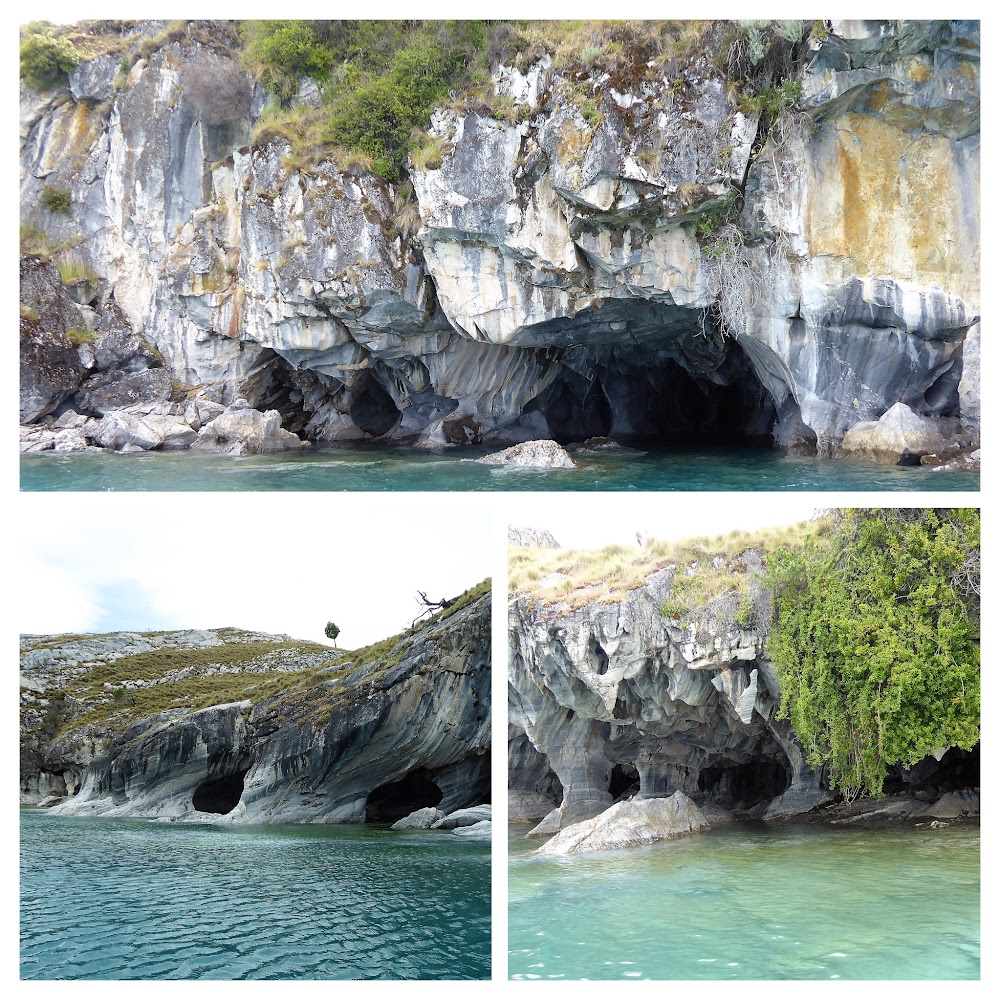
[{"left": 324, "top": 622, "right": 340, "bottom": 647}]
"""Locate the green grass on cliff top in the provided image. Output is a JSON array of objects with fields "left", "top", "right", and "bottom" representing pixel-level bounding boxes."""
[
  {"left": 509, "top": 520, "right": 828, "bottom": 611},
  {"left": 21, "top": 578, "right": 490, "bottom": 735}
]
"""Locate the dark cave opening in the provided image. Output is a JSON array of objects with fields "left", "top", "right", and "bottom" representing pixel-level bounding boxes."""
[
  {"left": 350, "top": 372, "right": 401, "bottom": 437},
  {"left": 609, "top": 762, "right": 640, "bottom": 800},
  {"left": 591, "top": 638, "right": 610, "bottom": 676},
  {"left": 192, "top": 769, "right": 248, "bottom": 814},
  {"left": 698, "top": 757, "right": 790, "bottom": 810},
  {"left": 522, "top": 347, "right": 778, "bottom": 447},
  {"left": 365, "top": 767, "right": 444, "bottom": 822},
  {"left": 884, "top": 743, "right": 980, "bottom": 797}
]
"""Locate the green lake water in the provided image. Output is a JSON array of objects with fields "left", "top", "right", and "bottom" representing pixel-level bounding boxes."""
[
  {"left": 20, "top": 810, "right": 490, "bottom": 980},
  {"left": 21, "top": 445, "right": 979, "bottom": 491},
  {"left": 509, "top": 821, "right": 979, "bottom": 980}
]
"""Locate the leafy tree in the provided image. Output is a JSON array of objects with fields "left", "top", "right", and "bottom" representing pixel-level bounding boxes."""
[
  {"left": 767, "top": 508, "right": 979, "bottom": 800},
  {"left": 324, "top": 622, "right": 341, "bottom": 646},
  {"left": 240, "top": 20, "right": 333, "bottom": 98},
  {"left": 20, "top": 26, "right": 79, "bottom": 89}
]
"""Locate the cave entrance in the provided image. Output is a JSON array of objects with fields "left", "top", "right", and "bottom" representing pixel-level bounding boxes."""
[
  {"left": 193, "top": 769, "right": 248, "bottom": 815},
  {"left": 522, "top": 343, "right": 777, "bottom": 447},
  {"left": 698, "top": 757, "right": 790, "bottom": 810},
  {"left": 609, "top": 763, "right": 640, "bottom": 800},
  {"left": 350, "top": 372, "right": 402, "bottom": 437},
  {"left": 365, "top": 767, "right": 443, "bottom": 822}
]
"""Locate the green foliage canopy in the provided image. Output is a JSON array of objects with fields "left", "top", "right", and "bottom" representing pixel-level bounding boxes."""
[
  {"left": 20, "top": 27, "right": 79, "bottom": 89},
  {"left": 324, "top": 622, "right": 341, "bottom": 643},
  {"left": 766, "top": 508, "right": 980, "bottom": 800}
]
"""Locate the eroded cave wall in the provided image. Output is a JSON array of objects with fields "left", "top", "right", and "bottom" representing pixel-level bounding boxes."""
[{"left": 20, "top": 20, "right": 980, "bottom": 450}]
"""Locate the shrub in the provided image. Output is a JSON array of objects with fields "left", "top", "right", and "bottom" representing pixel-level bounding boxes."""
[
  {"left": 40, "top": 185, "right": 71, "bottom": 214},
  {"left": 240, "top": 20, "right": 332, "bottom": 98},
  {"left": 767, "top": 508, "right": 980, "bottom": 800},
  {"left": 20, "top": 28, "right": 79, "bottom": 89}
]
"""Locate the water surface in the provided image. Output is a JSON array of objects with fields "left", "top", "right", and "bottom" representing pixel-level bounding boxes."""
[
  {"left": 21, "top": 810, "right": 490, "bottom": 980},
  {"left": 509, "top": 821, "right": 979, "bottom": 980},
  {"left": 21, "top": 445, "right": 979, "bottom": 491}
]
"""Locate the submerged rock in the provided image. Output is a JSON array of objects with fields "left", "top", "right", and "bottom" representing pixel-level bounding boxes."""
[
  {"left": 535, "top": 792, "right": 708, "bottom": 855},
  {"left": 480, "top": 440, "right": 575, "bottom": 469}
]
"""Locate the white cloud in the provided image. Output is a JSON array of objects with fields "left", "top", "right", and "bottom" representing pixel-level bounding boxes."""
[{"left": 18, "top": 495, "right": 494, "bottom": 648}]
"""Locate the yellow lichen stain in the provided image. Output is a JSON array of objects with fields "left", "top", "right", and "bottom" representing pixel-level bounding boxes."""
[
  {"left": 806, "top": 112, "right": 979, "bottom": 300},
  {"left": 907, "top": 57, "right": 933, "bottom": 84}
]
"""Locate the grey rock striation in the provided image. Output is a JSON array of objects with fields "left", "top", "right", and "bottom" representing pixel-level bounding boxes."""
[
  {"left": 508, "top": 546, "right": 977, "bottom": 837},
  {"left": 19, "top": 20, "right": 980, "bottom": 459},
  {"left": 21, "top": 592, "right": 490, "bottom": 824}
]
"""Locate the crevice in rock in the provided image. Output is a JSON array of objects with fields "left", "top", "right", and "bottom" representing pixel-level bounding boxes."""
[
  {"left": 608, "top": 762, "right": 639, "bottom": 800},
  {"left": 365, "top": 767, "right": 443, "bottom": 822},
  {"left": 698, "top": 756, "right": 790, "bottom": 811},
  {"left": 192, "top": 769, "right": 248, "bottom": 814},
  {"left": 349, "top": 371, "right": 401, "bottom": 437}
]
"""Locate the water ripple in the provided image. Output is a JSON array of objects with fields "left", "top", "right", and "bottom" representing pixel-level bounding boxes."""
[{"left": 21, "top": 812, "right": 490, "bottom": 980}]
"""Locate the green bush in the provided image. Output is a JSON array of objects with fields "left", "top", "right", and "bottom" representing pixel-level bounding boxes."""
[
  {"left": 40, "top": 185, "right": 71, "bottom": 214},
  {"left": 20, "top": 28, "right": 79, "bottom": 89},
  {"left": 767, "top": 509, "right": 980, "bottom": 800},
  {"left": 240, "top": 20, "right": 332, "bottom": 97}
]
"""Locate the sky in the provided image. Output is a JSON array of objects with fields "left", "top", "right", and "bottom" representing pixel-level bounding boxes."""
[{"left": 18, "top": 495, "right": 494, "bottom": 648}]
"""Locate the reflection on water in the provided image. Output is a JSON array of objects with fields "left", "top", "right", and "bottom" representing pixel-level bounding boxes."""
[{"left": 508, "top": 822, "right": 979, "bottom": 980}]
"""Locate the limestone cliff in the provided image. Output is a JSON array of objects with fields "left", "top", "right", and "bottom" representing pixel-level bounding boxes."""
[
  {"left": 508, "top": 539, "right": 978, "bottom": 832},
  {"left": 20, "top": 585, "right": 490, "bottom": 823},
  {"left": 20, "top": 19, "right": 979, "bottom": 458}
]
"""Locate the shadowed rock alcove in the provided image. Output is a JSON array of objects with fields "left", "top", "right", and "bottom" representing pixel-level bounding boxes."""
[
  {"left": 192, "top": 769, "right": 248, "bottom": 814},
  {"left": 365, "top": 768, "right": 444, "bottom": 822}
]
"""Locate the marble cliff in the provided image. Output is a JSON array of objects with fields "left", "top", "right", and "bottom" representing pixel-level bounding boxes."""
[
  {"left": 20, "top": 20, "right": 979, "bottom": 460},
  {"left": 507, "top": 542, "right": 979, "bottom": 839},
  {"left": 20, "top": 588, "right": 490, "bottom": 823}
]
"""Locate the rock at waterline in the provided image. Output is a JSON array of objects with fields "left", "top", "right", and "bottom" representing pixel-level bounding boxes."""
[
  {"left": 479, "top": 440, "right": 575, "bottom": 469},
  {"left": 535, "top": 792, "right": 709, "bottom": 855},
  {"left": 836, "top": 402, "right": 960, "bottom": 465},
  {"left": 431, "top": 804, "right": 492, "bottom": 829},
  {"left": 390, "top": 806, "right": 447, "bottom": 830},
  {"left": 452, "top": 820, "right": 491, "bottom": 840}
]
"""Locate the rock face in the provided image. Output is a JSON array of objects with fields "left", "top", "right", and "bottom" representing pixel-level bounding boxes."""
[
  {"left": 508, "top": 545, "right": 978, "bottom": 836},
  {"left": 535, "top": 792, "right": 708, "bottom": 855},
  {"left": 837, "top": 401, "right": 965, "bottom": 465},
  {"left": 19, "top": 20, "right": 980, "bottom": 456},
  {"left": 20, "top": 591, "right": 491, "bottom": 824},
  {"left": 480, "top": 440, "right": 575, "bottom": 469}
]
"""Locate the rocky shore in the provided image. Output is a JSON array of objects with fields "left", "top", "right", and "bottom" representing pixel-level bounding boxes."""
[
  {"left": 20, "top": 20, "right": 980, "bottom": 463},
  {"left": 20, "top": 585, "right": 491, "bottom": 824}
]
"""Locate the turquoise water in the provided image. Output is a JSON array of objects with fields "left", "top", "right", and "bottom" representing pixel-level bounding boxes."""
[
  {"left": 509, "top": 822, "right": 979, "bottom": 980},
  {"left": 20, "top": 810, "right": 490, "bottom": 980},
  {"left": 21, "top": 445, "right": 979, "bottom": 491}
]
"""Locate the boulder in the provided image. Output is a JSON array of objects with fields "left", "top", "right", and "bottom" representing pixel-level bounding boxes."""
[
  {"left": 74, "top": 369, "right": 173, "bottom": 416},
  {"left": 452, "top": 820, "right": 492, "bottom": 840},
  {"left": 479, "top": 440, "right": 575, "bottom": 469},
  {"left": 191, "top": 399, "right": 309, "bottom": 455},
  {"left": 535, "top": 792, "right": 709, "bottom": 855},
  {"left": 92, "top": 410, "right": 165, "bottom": 451},
  {"left": 20, "top": 425, "right": 57, "bottom": 453},
  {"left": 390, "top": 806, "right": 447, "bottom": 830},
  {"left": 837, "top": 402, "right": 956, "bottom": 464},
  {"left": 920, "top": 789, "right": 979, "bottom": 819},
  {"left": 431, "top": 804, "right": 492, "bottom": 829}
]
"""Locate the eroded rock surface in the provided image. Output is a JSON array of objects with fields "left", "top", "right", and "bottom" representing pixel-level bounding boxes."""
[
  {"left": 19, "top": 20, "right": 980, "bottom": 457},
  {"left": 509, "top": 546, "right": 979, "bottom": 839},
  {"left": 21, "top": 591, "right": 490, "bottom": 824}
]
